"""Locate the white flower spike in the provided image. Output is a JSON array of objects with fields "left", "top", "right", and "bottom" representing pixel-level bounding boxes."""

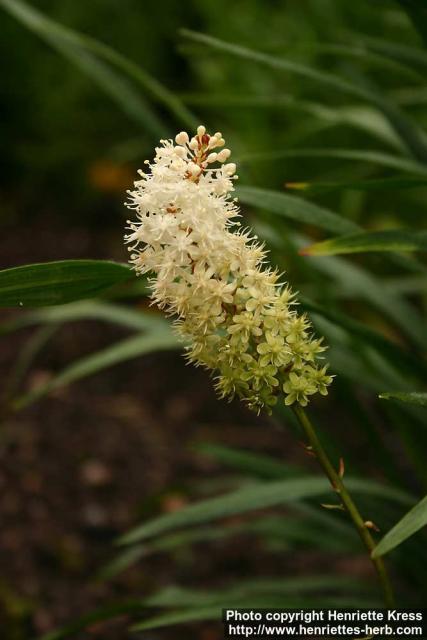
[{"left": 125, "top": 126, "right": 333, "bottom": 413}]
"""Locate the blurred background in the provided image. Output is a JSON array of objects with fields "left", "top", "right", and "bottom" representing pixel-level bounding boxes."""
[{"left": 1, "top": 0, "right": 427, "bottom": 638}]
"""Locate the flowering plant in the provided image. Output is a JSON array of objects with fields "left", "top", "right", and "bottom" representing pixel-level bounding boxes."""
[
  {"left": 123, "top": 126, "right": 396, "bottom": 609},
  {"left": 2, "top": 0, "right": 427, "bottom": 634},
  {"left": 126, "top": 126, "right": 333, "bottom": 413}
]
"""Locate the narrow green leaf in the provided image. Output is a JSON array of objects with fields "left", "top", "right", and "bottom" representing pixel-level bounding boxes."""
[
  {"left": 372, "top": 494, "right": 427, "bottom": 558},
  {"left": 118, "top": 476, "right": 411, "bottom": 546},
  {"left": 379, "top": 392, "right": 427, "bottom": 407},
  {"left": 239, "top": 148, "right": 427, "bottom": 176},
  {"left": 1, "top": 300, "right": 162, "bottom": 334},
  {"left": 0, "top": 261, "right": 131, "bottom": 308},
  {"left": 144, "top": 576, "right": 374, "bottom": 608},
  {"left": 307, "top": 42, "right": 424, "bottom": 81},
  {"left": 382, "top": 274, "right": 427, "bottom": 295},
  {"left": 301, "top": 229, "right": 427, "bottom": 257},
  {"left": 286, "top": 175, "right": 427, "bottom": 194},
  {"left": 359, "top": 34, "right": 427, "bottom": 71},
  {"left": 14, "top": 329, "right": 178, "bottom": 409},
  {"left": 237, "top": 186, "right": 359, "bottom": 235}
]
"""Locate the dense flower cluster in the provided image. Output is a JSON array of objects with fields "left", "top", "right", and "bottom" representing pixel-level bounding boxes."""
[{"left": 125, "top": 126, "right": 332, "bottom": 413}]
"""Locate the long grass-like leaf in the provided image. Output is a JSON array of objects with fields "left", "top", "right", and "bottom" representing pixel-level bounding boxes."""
[
  {"left": 144, "top": 576, "right": 376, "bottom": 608},
  {"left": 301, "top": 229, "right": 427, "bottom": 256},
  {"left": 0, "top": 300, "right": 160, "bottom": 335},
  {"left": 237, "top": 186, "right": 359, "bottom": 235},
  {"left": 118, "top": 475, "right": 411, "bottom": 546},
  {"left": 372, "top": 494, "right": 427, "bottom": 557},
  {"left": 240, "top": 148, "right": 427, "bottom": 175},
  {"left": 305, "top": 42, "right": 424, "bottom": 81},
  {"left": 0, "top": 261, "right": 131, "bottom": 308},
  {"left": 379, "top": 391, "right": 427, "bottom": 407},
  {"left": 357, "top": 34, "right": 427, "bottom": 70},
  {"left": 286, "top": 176, "right": 427, "bottom": 194}
]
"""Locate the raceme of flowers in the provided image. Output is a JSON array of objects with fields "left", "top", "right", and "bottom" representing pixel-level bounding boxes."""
[{"left": 125, "top": 126, "right": 333, "bottom": 413}]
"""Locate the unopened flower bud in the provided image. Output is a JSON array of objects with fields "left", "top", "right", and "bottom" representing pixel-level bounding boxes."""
[
  {"left": 207, "top": 152, "right": 218, "bottom": 163},
  {"left": 208, "top": 137, "right": 219, "bottom": 149},
  {"left": 188, "top": 162, "right": 200, "bottom": 175},
  {"left": 217, "top": 148, "right": 231, "bottom": 162},
  {"left": 197, "top": 125, "right": 206, "bottom": 137},
  {"left": 224, "top": 162, "right": 236, "bottom": 176},
  {"left": 175, "top": 131, "right": 189, "bottom": 145}
]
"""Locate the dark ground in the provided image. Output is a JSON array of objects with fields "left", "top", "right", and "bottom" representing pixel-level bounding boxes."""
[{"left": 0, "top": 216, "right": 375, "bottom": 640}]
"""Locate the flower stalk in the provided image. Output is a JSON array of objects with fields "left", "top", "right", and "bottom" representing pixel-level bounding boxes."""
[{"left": 293, "top": 404, "right": 395, "bottom": 608}]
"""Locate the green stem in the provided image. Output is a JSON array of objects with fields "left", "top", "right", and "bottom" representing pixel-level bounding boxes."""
[{"left": 292, "top": 404, "right": 395, "bottom": 608}]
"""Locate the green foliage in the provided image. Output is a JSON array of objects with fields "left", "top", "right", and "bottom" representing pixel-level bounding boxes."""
[
  {"left": 1, "top": 0, "right": 427, "bottom": 636},
  {"left": 240, "top": 148, "right": 427, "bottom": 174},
  {"left": 237, "top": 186, "right": 359, "bottom": 234},
  {"left": 0, "top": 260, "right": 131, "bottom": 307},
  {"left": 13, "top": 328, "right": 177, "bottom": 410},
  {"left": 379, "top": 391, "right": 427, "bottom": 406},
  {"left": 0, "top": 0, "right": 196, "bottom": 132},
  {"left": 301, "top": 229, "right": 427, "bottom": 256},
  {"left": 38, "top": 577, "right": 380, "bottom": 639},
  {"left": 373, "top": 494, "right": 427, "bottom": 557},
  {"left": 131, "top": 578, "right": 381, "bottom": 631},
  {"left": 181, "top": 28, "right": 427, "bottom": 161},
  {"left": 118, "top": 475, "right": 412, "bottom": 546}
]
